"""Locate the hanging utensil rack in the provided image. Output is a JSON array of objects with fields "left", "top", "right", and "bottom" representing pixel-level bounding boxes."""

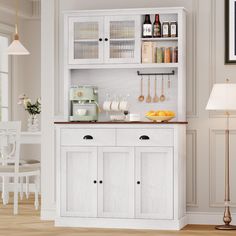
[{"left": 137, "top": 70, "right": 175, "bottom": 77}]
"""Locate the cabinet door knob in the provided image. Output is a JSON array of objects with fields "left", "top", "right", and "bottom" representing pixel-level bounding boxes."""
[
  {"left": 137, "top": 181, "right": 141, "bottom": 185},
  {"left": 104, "top": 38, "right": 108, "bottom": 41},
  {"left": 139, "top": 135, "right": 150, "bottom": 140},
  {"left": 99, "top": 180, "right": 103, "bottom": 184},
  {"left": 99, "top": 38, "right": 103, "bottom": 41},
  {"left": 83, "top": 135, "right": 93, "bottom": 140},
  {"left": 93, "top": 180, "right": 97, "bottom": 184}
]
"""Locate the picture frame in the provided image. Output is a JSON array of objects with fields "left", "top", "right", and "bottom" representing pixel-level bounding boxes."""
[{"left": 225, "top": 0, "right": 236, "bottom": 64}]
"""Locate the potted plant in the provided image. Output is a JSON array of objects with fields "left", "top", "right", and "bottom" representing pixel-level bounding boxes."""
[{"left": 18, "top": 94, "right": 41, "bottom": 132}]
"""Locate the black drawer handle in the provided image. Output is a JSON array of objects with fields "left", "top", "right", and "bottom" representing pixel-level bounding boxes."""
[
  {"left": 93, "top": 180, "right": 97, "bottom": 184},
  {"left": 99, "top": 38, "right": 103, "bottom": 41},
  {"left": 137, "top": 181, "right": 141, "bottom": 185},
  {"left": 139, "top": 135, "right": 150, "bottom": 140},
  {"left": 104, "top": 38, "right": 108, "bottom": 41},
  {"left": 99, "top": 180, "right": 103, "bottom": 184},
  {"left": 83, "top": 135, "right": 93, "bottom": 140}
]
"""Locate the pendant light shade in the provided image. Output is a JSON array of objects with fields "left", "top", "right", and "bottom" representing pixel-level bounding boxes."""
[
  {"left": 6, "top": 0, "right": 30, "bottom": 56},
  {"left": 7, "top": 40, "right": 30, "bottom": 55},
  {"left": 6, "top": 25, "right": 30, "bottom": 55}
]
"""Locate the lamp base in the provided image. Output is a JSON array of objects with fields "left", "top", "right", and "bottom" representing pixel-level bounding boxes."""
[{"left": 215, "top": 224, "right": 236, "bottom": 230}]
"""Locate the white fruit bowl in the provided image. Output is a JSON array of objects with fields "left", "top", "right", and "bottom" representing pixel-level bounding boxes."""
[{"left": 145, "top": 116, "right": 175, "bottom": 122}]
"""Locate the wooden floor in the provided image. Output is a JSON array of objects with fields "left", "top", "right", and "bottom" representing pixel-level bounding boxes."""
[{"left": 0, "top": 196, "right": 235, "bottom": 236}]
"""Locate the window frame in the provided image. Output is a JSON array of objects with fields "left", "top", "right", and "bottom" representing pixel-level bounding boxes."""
[{"left": 0, "top": 23, "right": 14, "bottom": 121}]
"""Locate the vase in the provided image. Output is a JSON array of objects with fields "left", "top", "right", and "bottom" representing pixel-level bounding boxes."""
[{"left": 27, "top": 114, "right": 39, "bottom": 132}]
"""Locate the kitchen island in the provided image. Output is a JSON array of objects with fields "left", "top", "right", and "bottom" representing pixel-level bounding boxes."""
[{"left": 55, "top": 122, "right": 187, "bottom": 230}]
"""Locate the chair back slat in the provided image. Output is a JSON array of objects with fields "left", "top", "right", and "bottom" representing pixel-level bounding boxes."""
[{"left": 0, "top": 122, "right": 21, "bottom": 172}]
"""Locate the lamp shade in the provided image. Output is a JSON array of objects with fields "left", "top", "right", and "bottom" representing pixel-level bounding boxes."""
[
  {"left": 6, "top": 39, "right": 30, "bottom": 55},
  {"left": 206, "top": 83, "right": 236, "bottom": 111}
]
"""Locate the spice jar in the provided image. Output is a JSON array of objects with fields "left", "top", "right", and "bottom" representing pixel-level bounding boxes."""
[
  {"left": 170, "top": 22, "right": 178, "bottom": 37},
  {"left": 162, "top": 22, "right": 170, "bottom": 37},
  {"left": 156, "top": 47, "right": 163, "bottom": 63},
  {"left": 172, "top": 47, "right": 178, "bottom": 63},
  {"left": 164, "top": 47, "right": 171, "bottom": 63}
]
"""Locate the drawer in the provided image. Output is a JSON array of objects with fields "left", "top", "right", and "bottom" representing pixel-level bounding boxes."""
[
  {"left": 116, "top": 129, "right": 173, "bottom": 147},
  {"left": 60, "top": 128, "right": 116, "bottom": 146}
]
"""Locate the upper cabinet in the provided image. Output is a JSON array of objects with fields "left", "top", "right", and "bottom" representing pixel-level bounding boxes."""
[
  {"left": 69, "top": 16, "right": 104, "bottom": 64},
  {"left": 68, "top": 15, "right": 140, "bottom": 65},
  {"left": 104, "top": 16, "right": 140, "bottom": 64},
  {"left": 65, "top": 9, "right": 186, "bottom": 69}
]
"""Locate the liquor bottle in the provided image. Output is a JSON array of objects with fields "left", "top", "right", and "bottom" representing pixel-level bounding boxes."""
[
  {"left": 153, "top": 14, "right": 161, "bottom": 37},
  {"left": 142, "top": 14, "right": 152, "bottom": 38}
]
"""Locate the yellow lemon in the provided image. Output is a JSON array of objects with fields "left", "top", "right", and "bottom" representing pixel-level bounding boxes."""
[{"left": 158, "top": 111, "right": 166, "bottom": 116}]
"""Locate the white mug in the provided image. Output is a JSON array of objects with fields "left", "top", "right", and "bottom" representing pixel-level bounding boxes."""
[
  {"left": 119, "top": 101, "right": 128, "bottom": 111},
  {"left": 111, "top": 101, "right": 120, "bottom": 111},
  {"left": 103, "top": 101, "right": 112, "bottom": 111}
]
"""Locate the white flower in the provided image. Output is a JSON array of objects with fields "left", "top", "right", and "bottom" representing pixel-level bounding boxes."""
[
  {"left": 23, "top": 98, "right": 31, "bottom": 108},
  {"left": 18, "top": 94, "right": 28, "bottom": 105}
]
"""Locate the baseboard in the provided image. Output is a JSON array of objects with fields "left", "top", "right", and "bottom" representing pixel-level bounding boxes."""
[
  {"left": 40, "top": 209, "right": 236, "bottom": 227},
  {"left": 187, "top": 212, "right": 236, "bottom": 225},
  {"left": 55, "top": 217, "right": 187, "bottom": 230}
]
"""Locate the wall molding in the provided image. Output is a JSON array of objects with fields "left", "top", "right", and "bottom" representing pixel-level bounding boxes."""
[
  {"left": 208, "top": 0, "right": 236, "bottom": 118},
  {"left": 0, "top": 23, "right": 14, "bottom": 34},
  {"left": 186, "top": 130, "right": 198, "bottom": 207},
  {"left": 187, "top": 0, "right": 199, "bottom": 118},
  {"left": 187, "top": 211, "right": 236, "bottom": 225},
  {"left": 0, "top": 1, "right": 41, "bottom": 20},
  {"left": 209, "top": 129, "right": 236, "bottom": 208},
  {"left": 41, "top": 0, "right": 56, "bottom": 219}
]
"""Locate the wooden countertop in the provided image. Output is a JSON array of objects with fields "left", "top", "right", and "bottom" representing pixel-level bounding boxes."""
[{"left": 54, "top": 121, "right": 188, "bottom": 125}]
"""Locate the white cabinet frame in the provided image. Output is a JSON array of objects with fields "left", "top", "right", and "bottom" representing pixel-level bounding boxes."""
[
  {"left": 104, "top": 15, "right": 141, "bottom": 64},
  {"left": 68, "top": 16, "right": 104, "bottom": 64}
]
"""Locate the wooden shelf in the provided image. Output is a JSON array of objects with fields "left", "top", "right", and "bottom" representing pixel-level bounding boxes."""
[
  {"left": 110, "top": 38, "right": 135, "bottom": 42},
  {"left": 68, "top": 63, "right": 178, "bottom": 69},
  {"left": 141, "top": 37, "right": 178, "bottom": 42}
]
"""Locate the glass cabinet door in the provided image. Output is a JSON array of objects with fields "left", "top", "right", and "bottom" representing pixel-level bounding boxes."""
[
  {"left": 68, "top": 17, "right": 104, "bottom": 64},
  {"left": 104, "top": 16, "right": 140, "bottom": 64}
]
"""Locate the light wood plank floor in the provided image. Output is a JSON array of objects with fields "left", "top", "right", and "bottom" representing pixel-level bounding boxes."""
[{"left": 0, "top": 195, "right": 235, "bottom": 236}]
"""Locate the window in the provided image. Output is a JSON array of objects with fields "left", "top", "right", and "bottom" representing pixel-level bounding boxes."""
[{"left": 0, "top": 34, "right": 10, "bottom": 121}]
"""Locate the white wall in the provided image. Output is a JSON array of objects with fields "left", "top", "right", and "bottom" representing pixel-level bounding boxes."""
[
  {"left": 0, "top": 2, "right": 41, "bottom": 161},
  {"left": 52, "top": 0, "right": 236, "bottom": 220}
]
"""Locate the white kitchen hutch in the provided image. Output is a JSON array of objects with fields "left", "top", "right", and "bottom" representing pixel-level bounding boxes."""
[{"left": 55, "top": 7, "right": 187, "bottom": 230}]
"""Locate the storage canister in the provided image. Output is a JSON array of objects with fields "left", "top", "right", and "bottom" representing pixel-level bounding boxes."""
[{"left": 164, "top": 47, "right": 171, "bottom": 63}]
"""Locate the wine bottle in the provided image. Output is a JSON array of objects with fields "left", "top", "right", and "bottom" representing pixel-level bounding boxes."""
[
  {"left": 153, "top": 14, "right": 161, "bottom": 38},
  {"left": 142, "top": 14, "right": 152, "bottom": 38}
]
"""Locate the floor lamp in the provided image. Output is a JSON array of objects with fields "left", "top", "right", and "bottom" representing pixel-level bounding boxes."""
[{"left": 206, "top": 79, "right": 236, "bottom": 230}]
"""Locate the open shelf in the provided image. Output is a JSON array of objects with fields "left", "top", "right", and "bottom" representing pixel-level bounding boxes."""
[
  {"left": 110, "top": 38, "right": 135, "bottom": 42},
  {"left": 141, "top": 37, "right": 178, "bottom": 42},
  {"left": 68, "top": 63, "right": 179, "bottom": 70}
]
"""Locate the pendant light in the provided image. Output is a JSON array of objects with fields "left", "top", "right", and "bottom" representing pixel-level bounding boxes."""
[{"left": 6, "top": 0, "right": 30, "bottom": 55}]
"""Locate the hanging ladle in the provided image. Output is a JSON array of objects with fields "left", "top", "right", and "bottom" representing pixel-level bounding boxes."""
[
  {"left": 146, "top": 76, "right": 152, "bottom": 103},
  {"left": 138, "top": 76, "right": 145, "bottom": 102},
  {"left": 160, "top": 75, "right": 166, "bottom": 102},
  {"left": 153, "top": 75, "right": 159, "bottom": 103}
]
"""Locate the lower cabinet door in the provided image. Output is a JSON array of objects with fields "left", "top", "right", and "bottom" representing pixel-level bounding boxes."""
[
  {"left": 98, "top": 147, "right": 135, "bottom": 218},
  {"left": 60, "top": 147, "right": 97, "bottom": 217},
  {"left": 135, "top": 147, "right": 174, "bottom": 220}
]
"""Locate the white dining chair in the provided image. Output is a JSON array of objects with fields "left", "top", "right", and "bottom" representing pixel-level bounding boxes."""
[{"left": 0, "top": 121, "right": 40, "bottom": 214}]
